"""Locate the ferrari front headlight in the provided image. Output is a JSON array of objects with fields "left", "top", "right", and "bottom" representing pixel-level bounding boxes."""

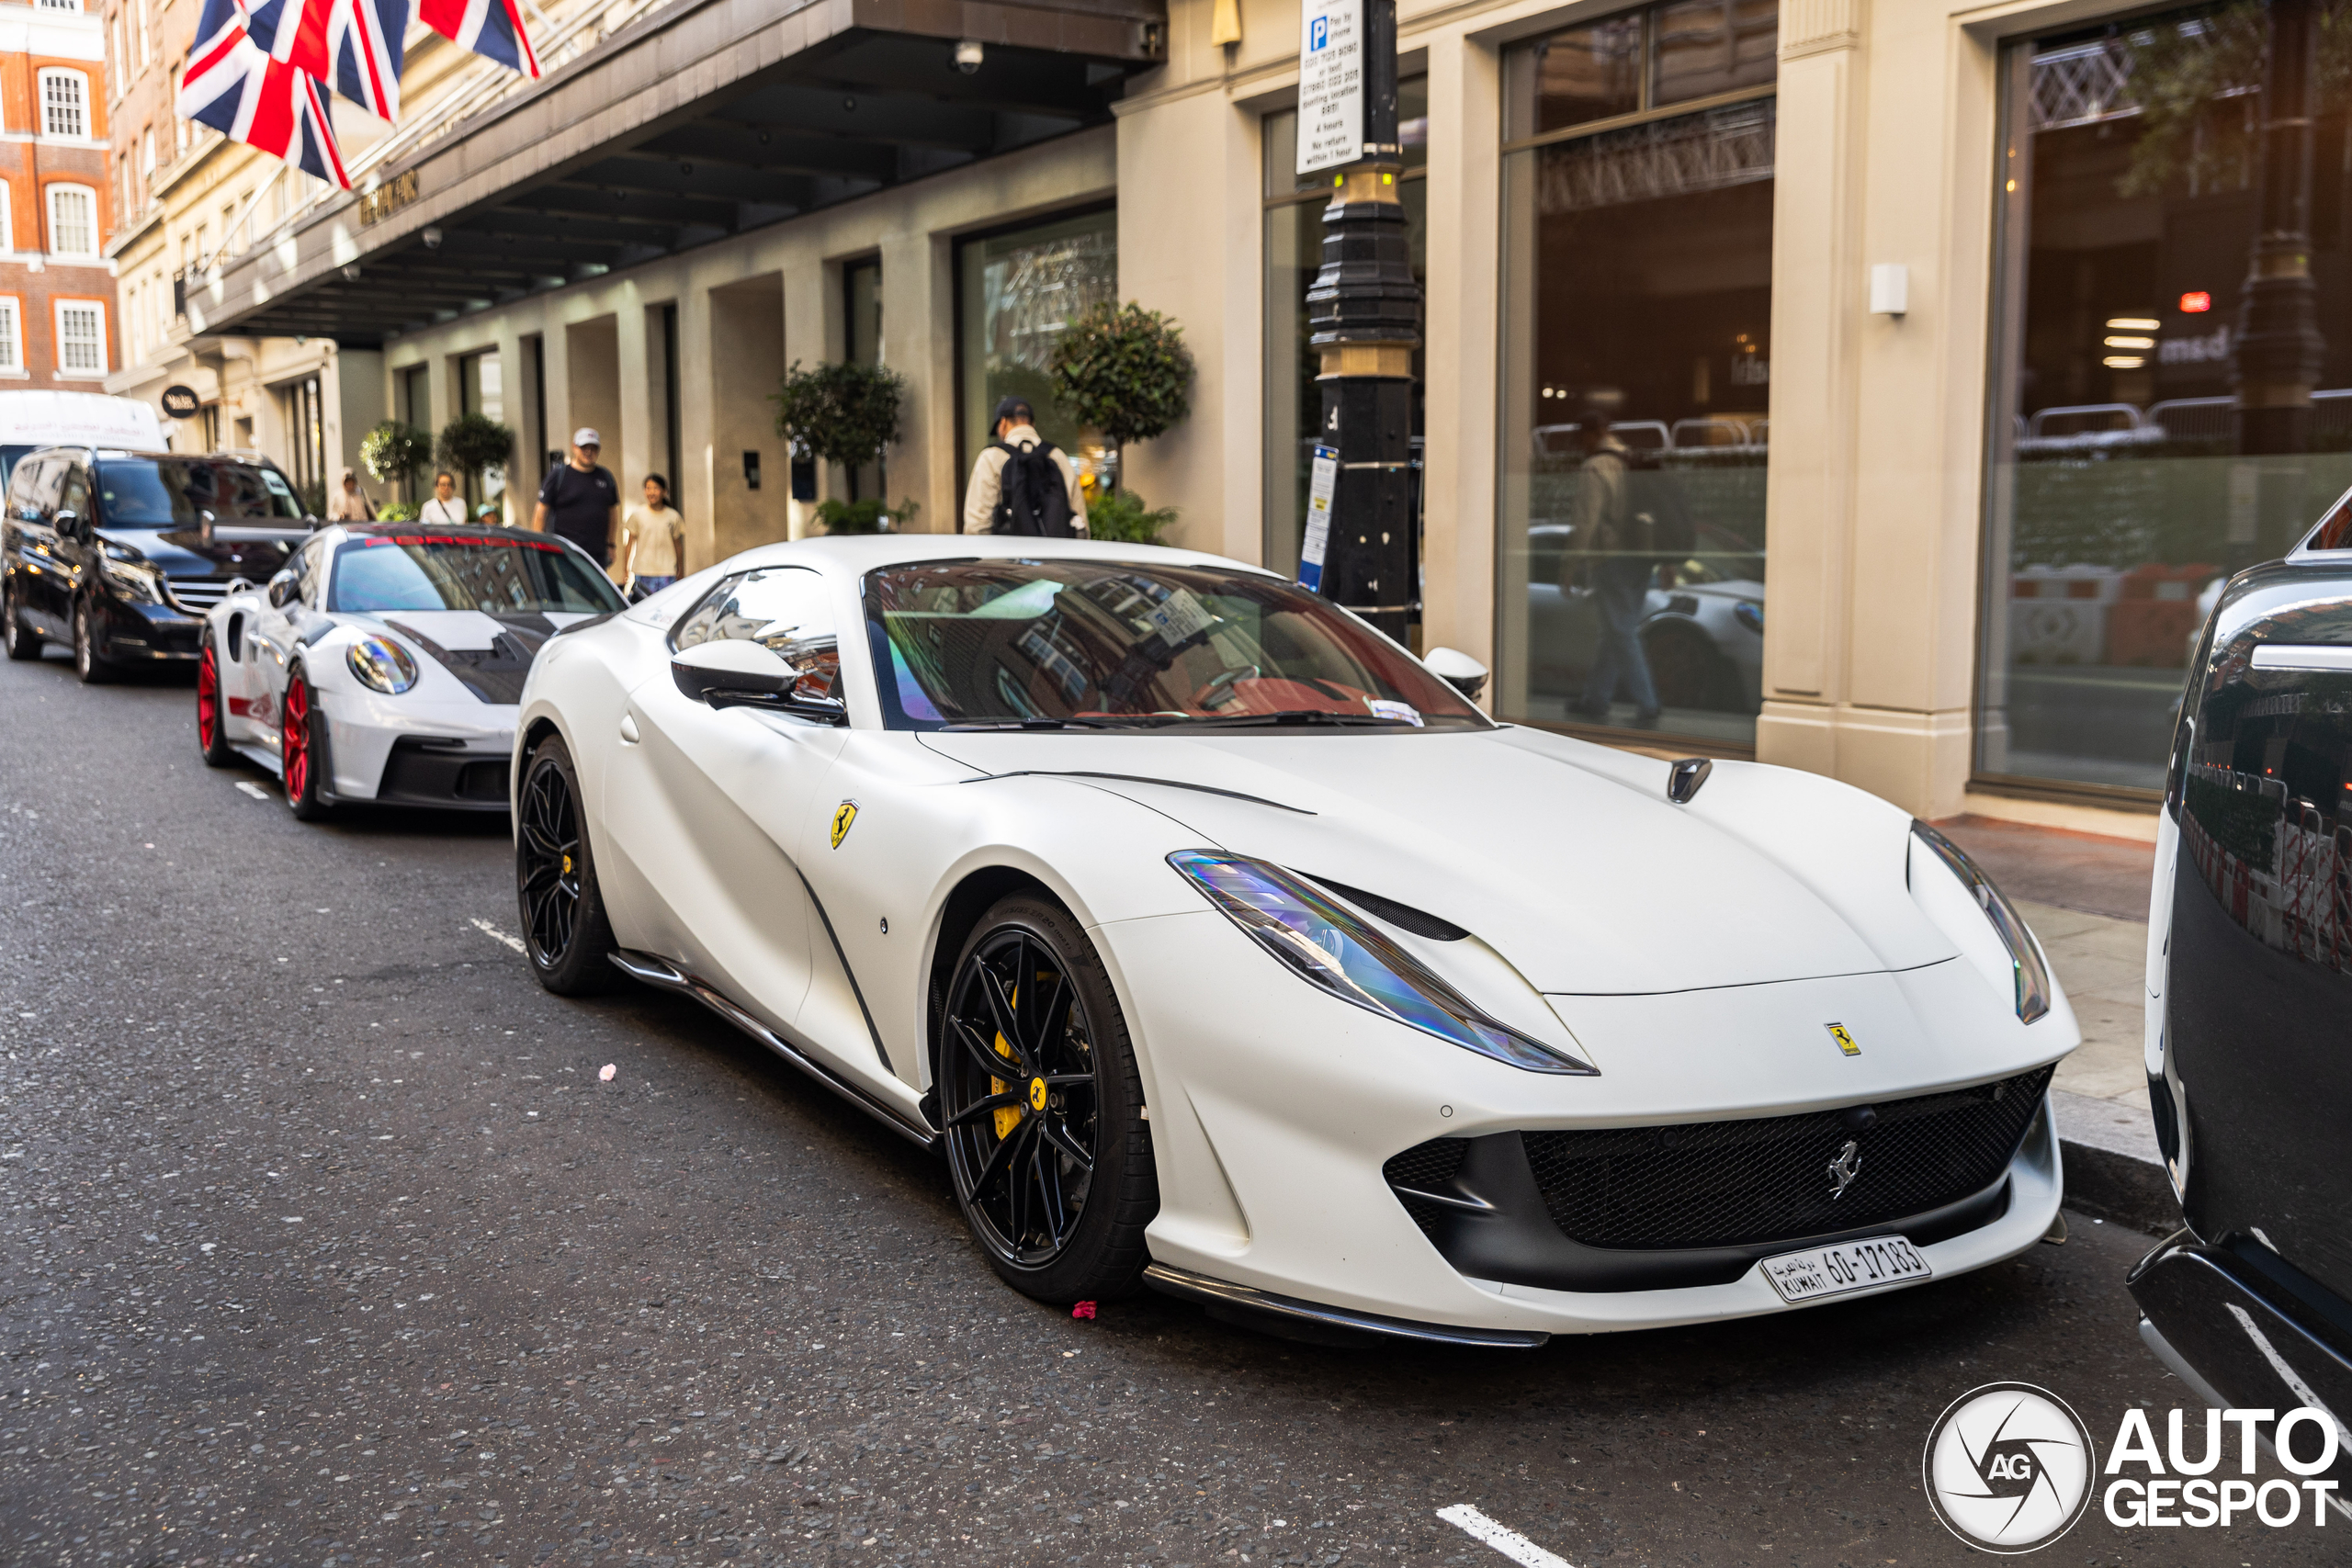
[
  {"left": 1910, "top": 820, "right": 2052, "bottom": 1023},
  {"left": 347, "top": 636, "right": 419, "bottom": 694},
  {"left": 1168, "top": 851, "right": 1596, "bottom": 1075}
]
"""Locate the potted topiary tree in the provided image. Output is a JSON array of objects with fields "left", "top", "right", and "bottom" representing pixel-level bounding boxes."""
[
  {"left": 359, "top": 419, "right": 433, "bottom": 504},
  {"left": 436, "top": 413, "right": 514, "bottom": 513},
  {"left": 1046, "top": 302, "right": 1194, "bottom": 496},
  {"left": 770, "top": 360, "right": 916, "bottom": 533}
]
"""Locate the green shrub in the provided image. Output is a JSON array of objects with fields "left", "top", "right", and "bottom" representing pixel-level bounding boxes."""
[
  {"left": 436, "top": 413, "right": 514, "bottom": 494},
  {"left": 816, "top": 497, "right": 920, "bottom": 536},
  {"left": 1086, "top": 489, "right": 1178, "bottom": 546},
  {"left": 772, "top": 360, "right": 907, "bottom": 472},
  {"left": 359, "top": 421, "right": 433, "bottom": 494},
  {"left": 377, "top": 502, "right": 421, "bottom": 523},
  {"left": 1047, "top": 303, "right": 1193, "bottom": 492}
]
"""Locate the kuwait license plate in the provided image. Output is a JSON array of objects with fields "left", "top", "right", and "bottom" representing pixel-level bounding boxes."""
[{"left": 1760, "top": 1235, "right": 1931, "bottom": 1303}]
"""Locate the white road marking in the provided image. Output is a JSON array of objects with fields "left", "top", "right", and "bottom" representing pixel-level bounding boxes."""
[
  {"left": 235, "top": 781, "right": 271, "bottom": 799},
  {"left": 1437, "top": 1505, "right": 1577, "bottom": 1568},
  {"left": 470, "top": 918, "right": 526, "bottom": 953}
]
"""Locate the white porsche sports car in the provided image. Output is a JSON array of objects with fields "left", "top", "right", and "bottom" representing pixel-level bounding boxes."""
[
  {"left": 197, "top": 522, "right": 624, "bottom": 818},
  {"left": 512, "top": 536, "right": 2078, "bottom": 1348}
]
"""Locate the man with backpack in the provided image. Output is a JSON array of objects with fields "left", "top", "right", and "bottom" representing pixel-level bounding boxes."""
[
  {"left": 1561, "top": 389, "right": 1685, "bottom": 729},
  {"left": 961, "top": 396, "right": 1090, "bottom": 537}
]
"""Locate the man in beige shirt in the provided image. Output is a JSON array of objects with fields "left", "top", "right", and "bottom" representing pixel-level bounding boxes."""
[{"left": 960, "top": 397, "right": 1089, "bottom": 536}]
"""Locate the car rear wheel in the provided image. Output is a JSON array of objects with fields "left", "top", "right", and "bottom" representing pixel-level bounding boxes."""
[
  {"left": 196, "top": 637, "right": 235, "bottom": 767},
  {"left": 3, "top": 579, "right": 40, "bottom": 660},
  {"left": 516, "top": 734, "right": 617, "bottom": 995},
  {"left": 73, "top": 598, "right": 114, "bottom": 684},
  {"left": 282, "top": 665, "right": 332, "bottom": 819},
  {"left": 938, "top": 896, "right": 1155, "bottom": 1303}
]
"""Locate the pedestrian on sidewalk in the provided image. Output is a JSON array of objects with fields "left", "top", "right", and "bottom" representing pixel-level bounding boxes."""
[
  {"left": 419, "top": 470, "right": 467, "bottom": 525},
  {"left": 617, "top": 474, "right": 685, "bottom": 599},
  {"left": 533, "top": 428, "right": 620, "bottom": 565},
  {"left": 325, "top": 468, "right": 375, "bottom": 523},
  {"left": 962, "top": 397, "right": 1088, "bottom": 537},
  {"left": 1565, "top": 389, "right": 1659, "bottom": 729}
]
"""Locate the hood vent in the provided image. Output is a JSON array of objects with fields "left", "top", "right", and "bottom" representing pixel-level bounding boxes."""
[{"left": 1302, "top": 874, "right": 1469, "bottom": 942}]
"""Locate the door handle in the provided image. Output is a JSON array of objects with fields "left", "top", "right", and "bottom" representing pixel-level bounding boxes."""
[{"left": 619, "top": 712, "right": 641, "bottom": 744}]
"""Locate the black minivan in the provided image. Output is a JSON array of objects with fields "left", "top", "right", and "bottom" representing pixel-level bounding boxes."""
[
  {"left": 1, "top": 447, "right": 314, "bottom": 682},
  {"left": 2130, "top": 497, "right": 2352, "bottom": 1499}
]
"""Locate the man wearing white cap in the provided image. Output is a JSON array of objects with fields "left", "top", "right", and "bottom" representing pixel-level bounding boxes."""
[{"left": 532, "top": 427, "right": 621, "bottom": 566}]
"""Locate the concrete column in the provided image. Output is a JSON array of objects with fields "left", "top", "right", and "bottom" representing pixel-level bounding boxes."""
[
  {"left": 707, "top": 273, "right": 787, "bottom": 561},
  {"left": 878, "top": 227, "right": 954, "bottom": 534},
  {"left": 565, "top": 314, "right": 623, "bottom": 557},
  {"left": 492, "top": 324, "right": 525, "bottom": 524},
  {"left": 616, "top": 294, "right": 654, "bottom": 516},
  {"left": 1419, "top": 29, "right": 1504, "bottom": 680},
  {"left": 782, "top": 250, "right": 829, "bottom": 540},
  {"left": 673, "top": 282, "right": 715, "bottom": 572}
]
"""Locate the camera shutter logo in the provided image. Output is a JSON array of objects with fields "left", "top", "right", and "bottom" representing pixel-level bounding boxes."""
[{"left": 1923, "top": 1382, "right": 2097, "bottom": 1553}]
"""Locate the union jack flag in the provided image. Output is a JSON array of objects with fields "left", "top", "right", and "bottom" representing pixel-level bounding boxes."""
[
  {"left": 418, "top": 0, "right": 540, "bottom": 79},
  {"left": 243, "top": 0, "right": 410, "bottom": 123},
  {"left": 177, "top": 0, "right": 352, "bottom": 188}
]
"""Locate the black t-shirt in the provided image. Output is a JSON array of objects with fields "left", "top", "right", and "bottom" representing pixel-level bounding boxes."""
[{"left": 538, "top": 463, "right": 618, "bottom": 558}]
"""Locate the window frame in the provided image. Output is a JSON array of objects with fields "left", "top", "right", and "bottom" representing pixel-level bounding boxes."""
[
  {"left": 52, "top": 298, "right": 107, "bottom": 378},
  {"left": 39, "top": 69, "right": 90, "bottom": 141},
  {"left": 46, "top": 182, "right": 97, "bottom": 257},
  {"left": 0, "top": 296, "right": 25, "bottom": 378}
]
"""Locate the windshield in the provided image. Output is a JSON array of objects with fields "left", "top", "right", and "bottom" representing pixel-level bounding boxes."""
[
  {"left": 97, "top": 458, "right": 305, "bottom": 525},
  {"left": 865, "top": 558, "right": 1488, "bottom": 730},
  {"left": 329, "top": 534, "right": 626, "bottom": 615}
]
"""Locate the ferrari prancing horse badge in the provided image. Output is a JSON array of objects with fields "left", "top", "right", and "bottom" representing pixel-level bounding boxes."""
[
  {"left": 830, "top": 800, "right": 858, "bottom": 849},
  {"left": 1826, "top": 1022, "right": 1860, "bottom": 1056}
]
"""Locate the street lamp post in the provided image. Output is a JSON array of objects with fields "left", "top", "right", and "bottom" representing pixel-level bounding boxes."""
[{"left": 1299, "top": 0, "right": 1419, "bottom": 641}]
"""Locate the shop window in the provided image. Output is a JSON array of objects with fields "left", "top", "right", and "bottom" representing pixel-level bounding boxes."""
[
  {"left": 956, "top": 206, "right": 1117, "bottom": 491},
  {"left": 1263, "top": 77, "right": 1429, "bottom": 581},
  {"left": 48, "top": 185, "right": 96, "bottom": 256},
  {"left": 40, "top": 71, "right": 86, "bottom": 139},
  {"left": 460, "top": 348, "right": 504, "bottom": 511},
  {"left": 55, "top": 300, "right": 105, "bottom": 376},
  {"left": 1497, "top": 1, "right": 1775, "bottom": 747},
  {"left": 843, "top": 255, "right": 883, "bottom": 500},
  {"left": 279, "top": 374, "right": 325, "bottom": 504},
  {"left": 1981, "top": 3, "right": 2352, "bottom": 795}
]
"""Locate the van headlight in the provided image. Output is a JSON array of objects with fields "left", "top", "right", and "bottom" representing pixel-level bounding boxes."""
[
  {"left": 1910, "top": 820, "right": 2052, "bottom": 1023},
  {"left": 1168, "top": 851, "right": 1597, "bottom": 1075},
  {"left": 99, "top": 542, "right": 164, "bottom": 604},
  {"left": 346, "top": 636, "right": 419, "bottom": 694}
]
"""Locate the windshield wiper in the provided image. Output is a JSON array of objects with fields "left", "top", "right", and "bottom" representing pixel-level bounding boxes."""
[
  {"left": 939, "top": 716, "right": 1147, "bottom": 731},
  {"left": 1174, "top": 709, "right": 1415, "bottom": 729}
]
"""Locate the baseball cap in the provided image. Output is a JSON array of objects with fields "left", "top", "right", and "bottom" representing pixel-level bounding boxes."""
[{"left": 572, "top": 427, "right": 602, "bottom": 447}]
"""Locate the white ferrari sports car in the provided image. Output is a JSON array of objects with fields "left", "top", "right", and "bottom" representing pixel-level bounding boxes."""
[
  {"left": 511, "top": 536, "right": 2077, "bottom": 1347},
  {"left": 196, "top": 522, "right": 624, "bottom": 818}
]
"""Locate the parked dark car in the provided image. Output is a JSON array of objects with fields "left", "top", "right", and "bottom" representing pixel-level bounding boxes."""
[
  {"left": 2130, "top": 502, "right": 2352, "bottom": 1496},
  {"left": 1, "top": 447, "right": 313, "bottom": 682}
]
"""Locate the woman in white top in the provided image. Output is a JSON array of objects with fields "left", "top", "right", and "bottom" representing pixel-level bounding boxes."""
[
  {"left": 616, "top": 474, "right": 685, "bottom": 597},
  {"left": 418, "top": 470, "right": 467, "bottom": 525}
]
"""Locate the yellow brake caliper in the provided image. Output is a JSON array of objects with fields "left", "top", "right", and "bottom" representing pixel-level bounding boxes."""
[{"left": 990, "top": 982, "right": 1022, "bottom": 1140}]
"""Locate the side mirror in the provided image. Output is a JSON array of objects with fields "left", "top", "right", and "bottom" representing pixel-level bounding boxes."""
[
  {"left": 1423, "top": 646, "right": 1489, "bottom": 703},
  {"left": 671, "top": 639, "right": 847, "bottom": 725},
  {"left": 52, "top": 509, "right": 80, "bottom": 540},
  {"left": 266, "top": 569, "right": 299, "bottom": 609}
]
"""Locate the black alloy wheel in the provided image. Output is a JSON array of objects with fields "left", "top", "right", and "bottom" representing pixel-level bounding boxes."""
[
  {"left": 3, "top": 578, "right": 40, "bottom": 660},
  {"left": 938, "top": 896, "right": 1155, "bottom": 1303},
  {"left": 516, "top": 734, "right": 616, "bottom": 995},
  {"left": 73, "top": 598, "right": 114, "bottom": 684}
]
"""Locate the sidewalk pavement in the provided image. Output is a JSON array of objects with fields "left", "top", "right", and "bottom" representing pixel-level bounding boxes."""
[{"left": 1938, "top": 816, "right": 2176, "bottom": 1234}]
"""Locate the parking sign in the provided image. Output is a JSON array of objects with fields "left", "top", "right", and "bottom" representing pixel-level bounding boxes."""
[{"left": 1295, "top": 0, "right": 1363, "bottom": 175}]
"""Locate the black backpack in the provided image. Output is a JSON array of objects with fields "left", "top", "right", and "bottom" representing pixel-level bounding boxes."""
[
  {"left": 991, "top": 441, "right": 1076, "bottom": 537},
  {"left": 1621, "top": 448, "right": 1697, "bottom": 562}
]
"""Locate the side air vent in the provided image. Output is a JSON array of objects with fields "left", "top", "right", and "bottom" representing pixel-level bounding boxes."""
[{"left": 1303, "top": 874, "right": 1469, "bottom": 942}]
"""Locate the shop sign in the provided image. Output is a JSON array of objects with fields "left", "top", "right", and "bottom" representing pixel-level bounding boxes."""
[
  {"left": 358, "top": 170, "right": 421, "bottom": 227},
  {"left": 1296, "top": 0, "right": 1363, "bottom": 175},
  {"left": 160, "top": 385, "right": 201, "bottom": 419}
]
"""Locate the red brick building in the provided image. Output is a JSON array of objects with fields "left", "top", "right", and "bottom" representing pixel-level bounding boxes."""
[{"left": 0, "top": 0, "right": 114, "bottom": 389}]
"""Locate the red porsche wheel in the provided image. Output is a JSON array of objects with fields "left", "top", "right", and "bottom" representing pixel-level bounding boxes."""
[
  {"left": 281, "top": 667, "right": 331, "bottom": 819},
  {"left": 196, "top": 645, "right": 234, "bottom": 767}
]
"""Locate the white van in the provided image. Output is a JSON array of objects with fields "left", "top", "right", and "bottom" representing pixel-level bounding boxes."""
[{"left": 0, "top": 391, "right": 170, "bottom": 490}]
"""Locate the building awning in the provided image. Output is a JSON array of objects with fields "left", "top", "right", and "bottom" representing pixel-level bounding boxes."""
[{"left": 196, "top": 0, "right": 1163, "bottom": 347}]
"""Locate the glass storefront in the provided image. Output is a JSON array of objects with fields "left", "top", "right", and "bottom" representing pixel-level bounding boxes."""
[
  {"left": 1982, "top": 2, "right": 2352, "bottom": 795},
  {"left": 1262, "top": 81, "right": 1429, "bottom": 582},
  {"left": 1496, "top": 1, "right": 1778, "bottom": 747},
  {"left": 956, "top": 207, "right": 1118, "bottom": 487},
  {"left": 460, "top": 348, "right": 504, "bottom": 510}
]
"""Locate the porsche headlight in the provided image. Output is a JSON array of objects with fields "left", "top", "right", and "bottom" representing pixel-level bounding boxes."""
[
  {"left": 1169, "top": 851, "right": 1596, "bottom": 1075},
  {"left": 347, "top": 636, "right": 419, "bottom": 694},
  {"left": 1910, "top": 820, "right": 2052, "bottom": 1023},
  {"left": 99, "top": 542, "right": 164, "bottom": 604}
]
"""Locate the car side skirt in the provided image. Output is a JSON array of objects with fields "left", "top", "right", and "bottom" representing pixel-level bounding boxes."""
[{"left": 1141, "top": 1262, "right": 1551, "bottom": 1349}]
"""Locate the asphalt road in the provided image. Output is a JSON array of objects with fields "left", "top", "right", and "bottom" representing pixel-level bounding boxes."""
[{"left": 0, "top": 644, "right": 2326, "bottom": 1568}]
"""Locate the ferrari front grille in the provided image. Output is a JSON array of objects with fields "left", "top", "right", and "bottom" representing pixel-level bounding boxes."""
[{"left": 1384, "top": 1065, "right": 2052, "bottom": 1253}]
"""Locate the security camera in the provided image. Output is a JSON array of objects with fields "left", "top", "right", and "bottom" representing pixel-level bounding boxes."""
[
  {"left": 954, "top": 39, "right": 983, "bottom": 73},
  {"left": 422, "top": 225, "right": 443, "bottom": 250}
]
